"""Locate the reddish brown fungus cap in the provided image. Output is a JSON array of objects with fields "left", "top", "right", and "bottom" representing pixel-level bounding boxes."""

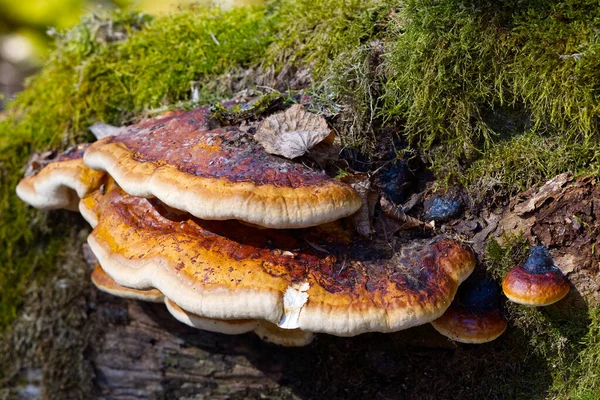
[
  {"left": 79, "top": 180, "right": 475, "bottom": 336},
  {"left": 432, "top": 278, "right": 506, "bottom": 344},
  {"left": 83, "top": 107, "right": 361, "bottom": 228},
  {"left": 91, "top": 265, "right": 164, "bottom": 303},
  {"left": 502, "top": 246, "right": 570, "bottom": 306},
  {"left": 16, "top": 144, "right": 105, "bottom": 211}
]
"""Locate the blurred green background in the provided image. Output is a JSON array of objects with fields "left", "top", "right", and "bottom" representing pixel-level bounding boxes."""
[{"left": 0, "top": 0, "right": 260, "bottom": 102}]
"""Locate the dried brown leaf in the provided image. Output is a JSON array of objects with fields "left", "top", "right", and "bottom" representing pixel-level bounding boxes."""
[
  {"left": 380, "top": 197, "right": 423, "bottom": 229},
  {"left": 254, "top": 104, "right": 331, "bottom": 159}
]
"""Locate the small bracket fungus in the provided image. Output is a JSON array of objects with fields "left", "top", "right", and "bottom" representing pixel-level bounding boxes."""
[
  {"left": 91, "top": 265, "right": 164, "bottom": 303},
  {"left": 79, "top": 180, "right": 475, "bottom": 336},
  {"left": 164, "top": 298, "right": 259, "bottom": 335},
  {"left": 165, "top": 298, "right": 313, "bottom": 346},
  {"left": 253, "top": 320, "right": 315, "bottom": 347},
  {"left": 502, "top": 246, "right": 570, "bottom": 306},
  {"left": 83, "top": 107, "right": 361, "bottom": 229},
  {"left": 431, "top": 277, "right": 507, "bottom": 344},
  {"left": 16, "top": 144, "right": 105, "bottom": 211}
]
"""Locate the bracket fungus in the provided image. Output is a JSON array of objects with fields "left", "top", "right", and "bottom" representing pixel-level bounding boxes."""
[
  {"left": 79, "top": 179, "right": 475, "bottom": 337},
  {"left": 92, "top": 264, "right": 312, "bottom": 346},
  {"left": 431, "top": 277, "right": 507, "bottom": 344},
  {"left": 166, "top": 298, "right": 314, "bottom": 346},
  {"left": 17, "top": 104, "right": 478, "bottom": 345},
  {"left": 253, "top": 320, "right": 315, "bottom": 347},
  {"left": 83, "top": 107, "right": 361, "bottom": 229},
  {"left": 502, "top": 246, "right": 570, "bottom": 306},
  {"left": 164, "top": 298, "right": 259, "bottom": 335},
  {"left": 91, "top": 265, "right": 164, "bottom": 303},
  {"left": 16, "top": 144, "right": 105, "bottom": 211}
]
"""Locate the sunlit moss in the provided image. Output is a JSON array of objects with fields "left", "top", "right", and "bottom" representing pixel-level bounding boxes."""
[{"left": 379, "top": 0, "right": 600, "bottom": 196}]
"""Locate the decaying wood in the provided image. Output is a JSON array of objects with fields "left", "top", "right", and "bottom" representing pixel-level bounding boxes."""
[
  {"left": 342, "top": 173, "right": 379, "bottom": 237},
  {"left": 92, "top": 296, "right": 289, "bottom": 399},
  {"left": 376, "top": 196, "right": 424, "bottom": 238},
  {"left": 87, "top": 291, "right": 457, "bottom": 400}
]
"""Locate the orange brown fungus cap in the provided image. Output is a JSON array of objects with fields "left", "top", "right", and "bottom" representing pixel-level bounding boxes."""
[
  {"left": 83, "top": 107, "right": 361, "bottom": 228},
  {"left": 16, "top": 143, "right": 105, "bottom": 211},
  {"left": 502, "top": 246, "right": 570, "bottom": 306},
  {"left": 431, "top": 277, "right": 507, "bottom": 344},
  {"left": 80, "top": 180, "right": 475, "bottom": 336},
  {"left": 91, "top": 265, "right": 164, "bottom": 303}
]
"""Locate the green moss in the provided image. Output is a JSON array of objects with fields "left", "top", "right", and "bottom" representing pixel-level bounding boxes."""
[
  {"left": 465, "top": 131, "right": 599, "bottom": 200},
  {"left": 269, "top": 0, "right": 397, "bottom": 151},
  {"left": 268, "top": 0, "right": 394, "bottom": 77},
  {"left": 485, "top": 233, "right": 530, "bottom": 281},
  {"left": 210, "top": 91, "right": 286, "bottom": 125},
  {"left": 265, "top": 0, "right": 600, "bottom": 197},
  {"left": 566, "top": 308, "right": 600, "bottom": 399},
  {"left": 380, "top": 0, "right": 600, "bottom": 195}
]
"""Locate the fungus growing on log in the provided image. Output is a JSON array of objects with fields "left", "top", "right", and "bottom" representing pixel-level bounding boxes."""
[
  {"left": 91, "top": 265, "right": 164, "bottom": 303},
  {"left": 16, "top": 144, "right": 105, "bottom": 211},
  {"left": 92, "top": 265, "right": 312, "bottom": 346},
  {"left": 502, "top": 246, "right": 570, "bottom": 306},
  {"left": 431, "top": 277, "right": 507, "bottom": 344},
  {"left": 83, "top": 107, "right": 361, "bottom": 228},
  {"left": 79, "top": 179, "right": 475, "bottom": 336}
]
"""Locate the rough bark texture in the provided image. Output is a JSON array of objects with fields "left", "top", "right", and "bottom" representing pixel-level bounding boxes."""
[
  {"left": 92, "top": 297, "right": 290, "bottom": 399},
  {"left": 90, "top": 293, "right": 459, "bottom": 400},
  {"left": 75, "top": 290, "right": 559, "bottom": 400}
]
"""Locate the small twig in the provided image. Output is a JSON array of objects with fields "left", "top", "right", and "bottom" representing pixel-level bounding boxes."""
[
  {"left": 305, "top": 239, "right": 329, "bottom": 254},
  {"left": 209, "top": 32, "right": 220, "bottom": 46}
]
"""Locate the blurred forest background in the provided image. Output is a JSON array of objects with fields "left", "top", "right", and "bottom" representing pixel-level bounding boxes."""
[{"left": 0, "top": 0, "right": 260, "bottom": 108}]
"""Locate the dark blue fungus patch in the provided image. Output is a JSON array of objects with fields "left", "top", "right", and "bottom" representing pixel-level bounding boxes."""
[
  {"left": 380, "top": 160, "right": 413, "bottom": 204},
  {"left": 522, "top": 246, "right": 556, "bottom": 274},
  {"left": 458, "top": 277, "right": 501, "bottom": 312},
  {"left": 424, "top": 197, "right": 463, "bottom": 222}
]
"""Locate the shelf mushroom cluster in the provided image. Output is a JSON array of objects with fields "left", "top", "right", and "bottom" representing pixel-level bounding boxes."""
[{"left": 17, "top": 106, "right": 478, "bottom": 346}]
